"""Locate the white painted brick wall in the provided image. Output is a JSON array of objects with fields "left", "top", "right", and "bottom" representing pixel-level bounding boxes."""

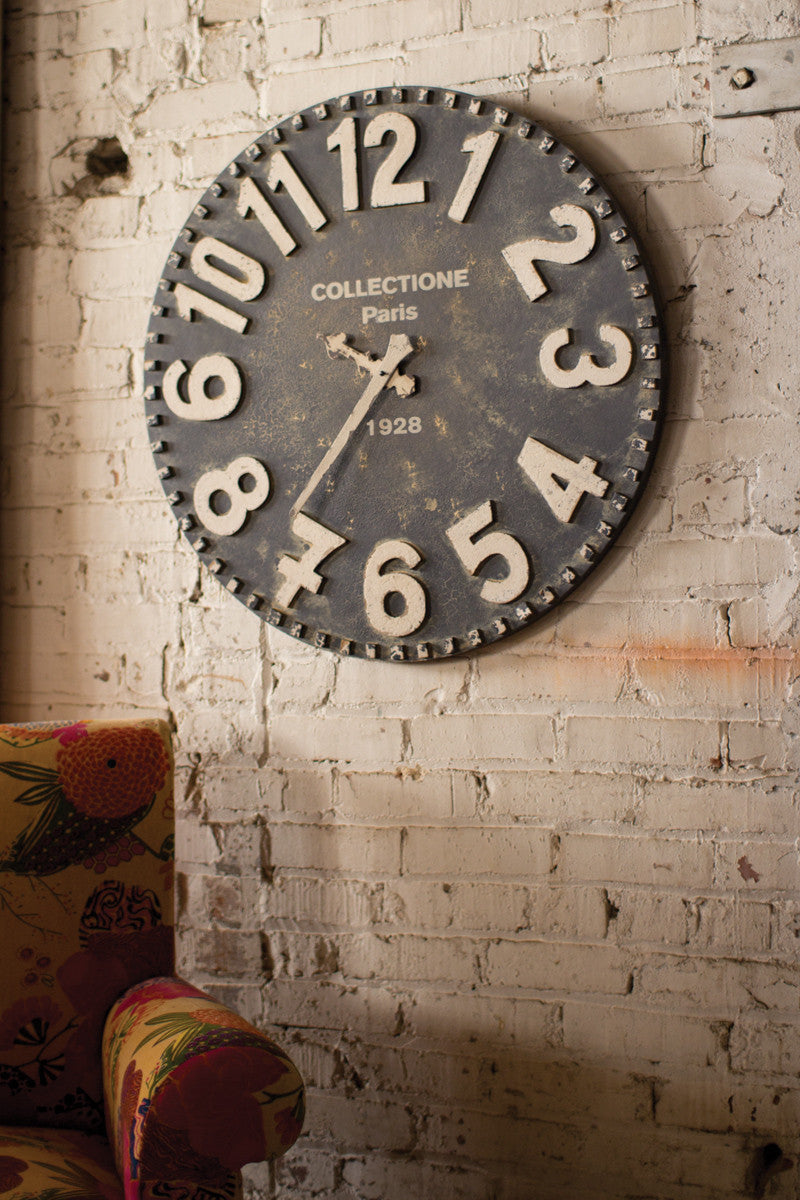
[{"left": 2, "top": 1, "right": 800, "bottom": 1198}]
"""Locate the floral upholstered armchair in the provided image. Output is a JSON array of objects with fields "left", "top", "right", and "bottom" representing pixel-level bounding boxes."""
[{"left": 0, "top": 719, "right": 304, "bottom": 1200}]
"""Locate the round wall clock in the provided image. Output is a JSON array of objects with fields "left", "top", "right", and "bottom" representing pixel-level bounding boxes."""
[{"left": 144, "top": 86, "right": 665, "bottom": 662}]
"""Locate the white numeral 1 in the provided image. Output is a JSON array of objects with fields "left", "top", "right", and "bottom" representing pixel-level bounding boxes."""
[
  {"left": 236, "top": 175, "right": 298, "bottom": 257},
  {"left": 274, "top": 512, "right": 347, "bottom": 610},
  {"left": 448, "top": 130, "right": 501, "bottom": 223},
  {"left": 190, "top": 236, "right": 265, "bottom": 303},
  {"left": 502, "top": 204, "right": 596, "bottom": 302},
  {"left": 327, "top": 117, "right": 360, "bottom": 211},
  {"left": 517, "top": 439, "right": 609, "bottom": 523},
  {"left": 174, "top": 283, "right": 249, "bottom": 334},
  {"left": 446, "top": 500, "right": 529, "bottom": 604},
  {"left": 265, "top": 151, "right": 328, "bottom": 232}
]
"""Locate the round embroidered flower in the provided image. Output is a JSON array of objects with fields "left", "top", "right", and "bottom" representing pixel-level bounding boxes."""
[
  {"left": 0, "top": 1154, "right": 27, "bottom": 1193},
  {"left": 57, "top": 726, "right": 169, "bottom": 819}
]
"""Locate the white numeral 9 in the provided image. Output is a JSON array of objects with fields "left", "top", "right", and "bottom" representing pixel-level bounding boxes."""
[
  {"left": 162, "top": 355, "right": 242, "bottom": 422},
  {"left": 363, "top": 539, "right": 427, "bottom": 637},
  {"left": 446, "top": 500, "right": 529, "bottom": 604},
  {"left": 194, "top": 455, "right": 270, "bottom": 537},
  {"left": 539, "top": 324, "right": 634, "bottom": 389}
]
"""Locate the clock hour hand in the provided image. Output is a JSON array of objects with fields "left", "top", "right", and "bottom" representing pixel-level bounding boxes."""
[
  {"left": 292, "top": 332, "right": 415, "bottom": 516},
  {"left": 323, "top": 332, "right": 417, "bottom": 398}
]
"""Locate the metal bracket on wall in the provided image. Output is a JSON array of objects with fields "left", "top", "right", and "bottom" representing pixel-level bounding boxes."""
[{"left": 712, "top": 36, "right": 800, "bottom": 117}]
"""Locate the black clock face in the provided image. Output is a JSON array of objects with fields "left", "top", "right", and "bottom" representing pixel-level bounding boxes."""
[{"left": 144, "top": 86, "right": 665, "bottom": 662}]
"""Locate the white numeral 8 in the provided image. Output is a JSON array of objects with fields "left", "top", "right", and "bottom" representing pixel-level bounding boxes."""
[{"left": 194, "top": 455, "right": 270, "bottom": 537}]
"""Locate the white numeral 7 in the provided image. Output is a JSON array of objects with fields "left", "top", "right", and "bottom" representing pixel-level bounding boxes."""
[{"left": 446, "top": 500, "right": 529, "bottom": 604}]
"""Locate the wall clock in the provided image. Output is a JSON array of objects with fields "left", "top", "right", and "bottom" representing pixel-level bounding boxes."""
[{"left": 144, "top": 86, "right": 665, "bottom": 662}]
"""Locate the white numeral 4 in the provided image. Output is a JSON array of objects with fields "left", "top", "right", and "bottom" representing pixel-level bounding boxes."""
[
  {"left": 363, "top": 539, "right": 427, "bottom": 637},
  {"left": 446, "top": 500, "right": 529, "bottom": 604},
  {"left": 502, "top": 204, "right": 596, "bottom": 302},
  {"left": 275, "top": 513, "right": 347, "bottom": 609},
  {"left": 517, "top": 439, "right": 609, "bottom": 524}
]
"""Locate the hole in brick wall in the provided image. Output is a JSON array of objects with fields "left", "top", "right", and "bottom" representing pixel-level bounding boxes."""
[{"left": 85, "top": 137, "right": 129, "bottom": 179}]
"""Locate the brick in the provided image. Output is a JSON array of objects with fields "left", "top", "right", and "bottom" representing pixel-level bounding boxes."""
[
  {"left": 336, "top": 769, "right": 468, "bottom": 822},
  {"left": 646, "top": 179, "right": 745, "bottom": 230},
  {"left": 564, "top": 714, "right": 720, "bottom": 770},
  {"left": 133, "top": 79, "right": 258, "bottom": 136},
  {"left": 486, "top": 939, "right": 632, "bottom": 993},
  {"left": 268, "top": 17, "right": 321, "bottom": 61},
  {"left": 410, "top": 714, "right": 556, "bottom": 764},
  {"left": 566, "top": 122, "right": 697, "bottom": 175},
  {"left": 75, "top": 0, "right": 145, "bottom": 54},
  {"left": 563, "top": 1000, "right": 729, "bottom": 1067},
  {"left": 560, "top": 832, "right": 715, "bottom": 888},
  {"left": 270, "top": 823, "right": 402, "bottom": 875},
  {"left": 601, "top": 65, "right": 678, "bottom": 116},
  {"left": 269, "top": 714, "right": 404, "bottom": 764},
  {"left": 403, "top": 825, "right": 553, "bottom": 878},
  {"left": 204, "top": 0, "right": 260, "bottom": 22},
  {"left": 329, "top": 0, "right": 461, "bottom": 54},
  {"left": 545, "top": 16, "right": 609, "bottom": 69},
  {"left": 609, "top": 7, "right": 686, "bottom": 58}
]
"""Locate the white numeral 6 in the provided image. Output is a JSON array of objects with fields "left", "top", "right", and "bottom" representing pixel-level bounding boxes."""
[{"left": 163, "top": 354, "right": 243, "bottom": 421}]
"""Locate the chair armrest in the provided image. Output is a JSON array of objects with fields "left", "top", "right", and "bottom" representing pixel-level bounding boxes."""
[{"left": 103, "top": 976, "right": 304, "bottom": 1195}]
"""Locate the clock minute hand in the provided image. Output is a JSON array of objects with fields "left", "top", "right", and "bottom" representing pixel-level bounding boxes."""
[{"left": 292, "top": 333, "right": 415, "bottom": 516}]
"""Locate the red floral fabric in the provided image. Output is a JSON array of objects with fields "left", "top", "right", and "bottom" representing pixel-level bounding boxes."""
[{"left": 0, "top": 721, "right": 304, "bottom": 1199}]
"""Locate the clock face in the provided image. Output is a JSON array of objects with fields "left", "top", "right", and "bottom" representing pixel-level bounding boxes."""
[{"left": 144, "top": 86, "right": 665, "bottom": 662}]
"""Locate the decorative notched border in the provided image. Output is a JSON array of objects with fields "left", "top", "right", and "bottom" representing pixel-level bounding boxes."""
[{"left": 143, "top": 85, "right": 665, "bottom": 662}]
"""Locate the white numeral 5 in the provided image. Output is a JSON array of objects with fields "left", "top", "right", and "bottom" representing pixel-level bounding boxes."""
[
  {"left": 539, "top": 324, "right": 634, "bottom": 389},
  {"left": 446, "top": 501, "right": 529, "bottom": 604}
]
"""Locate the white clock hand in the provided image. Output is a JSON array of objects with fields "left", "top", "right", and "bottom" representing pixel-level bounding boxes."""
[{"left": 292, "top": 332, "right": 415, "bottom": 516}]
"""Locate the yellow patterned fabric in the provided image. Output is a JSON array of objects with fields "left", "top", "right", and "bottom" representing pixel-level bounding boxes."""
[
  {"left": 103, "top": 978, "right": 304, "bottom": 1197},
  {"left": 0, "top": 1125, "right": 123, "bottom": 1198},
  {"left": 0, "top": 721, "right": 174, "bottom": 1134},
  {"left": 0, "top": 719, "right": 304, "bottom": 1199}
]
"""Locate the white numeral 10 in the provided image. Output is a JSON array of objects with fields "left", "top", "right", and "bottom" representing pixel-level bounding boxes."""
[
  {"left": 517, "top": 438, "right": 609, "bottom": 523},
  {"left": 446, "top": 501, "right": 529, "bottom": 604},
  {"left": 363, "top": 539, "right": 427, "bottom": 636}
]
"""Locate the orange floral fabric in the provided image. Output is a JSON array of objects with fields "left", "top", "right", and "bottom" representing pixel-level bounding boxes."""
[
  {"left": 103, "top": 978, "right": 305, "bottom": 1197},
  {"left": 0, "top": 721, "right": 175, "bottom": 1132},
  {"left": 0, "top": 1126, "right": 123, "bottom": 1199}
]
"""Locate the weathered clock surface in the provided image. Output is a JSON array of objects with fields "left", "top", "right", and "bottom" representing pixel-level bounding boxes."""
[{"left": 144, "top": 86, "right": 665, "bottom": 662}]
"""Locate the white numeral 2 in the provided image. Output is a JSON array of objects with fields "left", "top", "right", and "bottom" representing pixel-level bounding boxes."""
[
  {"left": 446, "top": 501, "right": 529, "bottom": 604},
  {"left": 502, "top": 204, "right": 596, "bottom": 302},
  {"left": 517, "top": 439, "right": 609, "bottom": 524},
  {"left": 274, "top": 513, "right": 347, "bottom": 609}
]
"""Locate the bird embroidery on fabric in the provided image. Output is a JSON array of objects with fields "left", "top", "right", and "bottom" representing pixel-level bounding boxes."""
[{"left": 0, "top": 726, "right": 170, "bottom": 877}]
